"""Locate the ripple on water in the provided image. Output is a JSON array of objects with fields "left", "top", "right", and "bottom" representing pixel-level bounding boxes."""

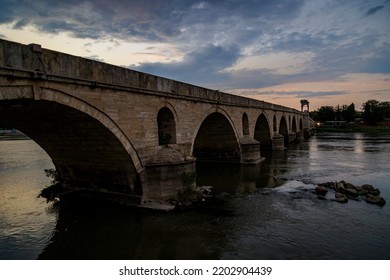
[{"left": 1, "top": 134, "right": 390, "bottom": 260}]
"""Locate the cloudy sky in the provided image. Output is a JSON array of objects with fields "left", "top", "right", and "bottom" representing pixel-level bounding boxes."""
[{"left": 1, "top": 0, "right": 389, "bottom": 110}]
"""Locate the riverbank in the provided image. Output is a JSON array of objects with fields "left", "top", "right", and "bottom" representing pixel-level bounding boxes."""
[{"left": 0, "top": 129, "right": 30, "bottom": 140}]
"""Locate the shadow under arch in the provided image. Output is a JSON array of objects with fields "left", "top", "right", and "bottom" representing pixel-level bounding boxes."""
[
  {"left": 292, "top": 116, "right": 297, "bottom": 133},
  {"left": 157, "top": 106, "right": 177, "bottom": 145},
  {"left": 279, "top": 116, "right": 289, "bottom": 147},
  {"left": 192, "top": 110, "right": 240, "bottom": 162},
  {"left": 299, "top": 118, "right": 303, "bottom": 131},
  {"left": 254, "top": 112, "right": 272, "bottom": 149},
  {"left": 242, "top": 112, "right": 250, "bottom": 136},
  {"left": 0, "top": 88, "right": 143, "bottom": 199}
]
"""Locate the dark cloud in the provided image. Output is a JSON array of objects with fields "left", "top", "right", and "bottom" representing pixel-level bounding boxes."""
[
  {"left": 296, "top": 91, "right": 347, "bottom": 98},
  {"left": 366, "top": 5, "right": 384, "bottom": 16},
  {"left": 0, "top": 0, "right": 304, "bottom": 42},
  {"left": 355, "top": 48, "right": 390, "bottom": 74},
  {"left": 135, "top": 44, "right": 241, "bottom": 86},
  {"left": 234, "top": 89, "right": 347, "bottom": 98},
  {"left": 268, "top": 31, "right": 345, "bottom": 54},
  {"left": 0, "top": 0, "right": 16, "bottom": 24},
  {"left": 12, "top": 18, "right": 30, "bottom": 29},
  {"left": 1, "top": 0, "right": 390, "bottom": 94}
]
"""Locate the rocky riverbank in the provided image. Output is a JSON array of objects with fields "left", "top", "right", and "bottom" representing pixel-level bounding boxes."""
[{"left": 316, "top": 181, "right": 386, "bottom": 206}]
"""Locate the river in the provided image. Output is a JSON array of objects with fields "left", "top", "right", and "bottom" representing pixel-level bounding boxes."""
[{"left": 1, "top": 132, "right": 389, "bottom": 259}]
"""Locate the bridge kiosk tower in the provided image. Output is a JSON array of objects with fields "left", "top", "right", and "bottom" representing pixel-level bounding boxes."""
[{"left": 300, "top": 99, "right": 309, "bottom": 112}]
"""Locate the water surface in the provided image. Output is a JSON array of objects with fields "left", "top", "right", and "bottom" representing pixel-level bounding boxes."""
[{"left": 0, "top": 132, "right": 389, "bottom": 259}]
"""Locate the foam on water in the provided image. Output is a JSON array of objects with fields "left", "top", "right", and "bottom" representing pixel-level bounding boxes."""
[{"left": 275, "top": 180, "right": 316, "bottom": 193}]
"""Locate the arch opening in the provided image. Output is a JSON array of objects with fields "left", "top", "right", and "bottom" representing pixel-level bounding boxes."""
[
  {"left": 273, "top": 115, "right": 277, "bottom": 132},
  {"left": 292, "top": 117, "right": 297, "bottom": 133},
  {"left": 157, "top": 107, "right": 177, "bottom": 145},
  {"left": 193, "top": 112, "right": 240, "bottom": 162},
  {"left": 254, "top": 113, "right": 272, "bottom": 149},
  {"left": 0, "top": 99, "right": 142, "bottom": 198},
  {"left": 279, "top": 116, "right": 289, "bottom": 147},
  {"left": 242, "top": 113, "right": 249, "bottom": 136}
]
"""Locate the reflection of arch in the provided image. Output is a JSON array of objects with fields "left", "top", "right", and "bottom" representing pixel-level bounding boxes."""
[
  {"left": 279, "top": 116, "right": 289, "bottom": 146},
  {"left": 254, "top": 113, "right": 272, "bottom": 147},
  {"left": 193, "top": 111, "right": 240, "bottom": 162},
  {"left": 157, "top": 107, "right": 177, "bottom": 145},
  {"left": 242, "top": 113, "right": 249, "bottom": 136},
  {"left": 0, "top": 88, "right": 143, "bottom": 195}
]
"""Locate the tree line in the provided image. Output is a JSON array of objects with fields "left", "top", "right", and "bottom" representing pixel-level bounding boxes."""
[{"left": 310, "top": 99, "right": 390, "bottom": 125}]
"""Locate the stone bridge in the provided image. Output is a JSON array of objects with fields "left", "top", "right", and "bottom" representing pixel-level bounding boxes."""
[{"left": 0, "top": 39, "right": 308, "bottom": 205}]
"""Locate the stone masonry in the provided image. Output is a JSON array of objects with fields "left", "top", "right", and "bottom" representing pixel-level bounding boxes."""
[{"left": 0, "top": 39, "right": 306, "bottom": 205}]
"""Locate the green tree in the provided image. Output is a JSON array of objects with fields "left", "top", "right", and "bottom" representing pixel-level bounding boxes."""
[
  {"left": 342, "top": 103, "right": 356, "bottom": 122},
  {"left": 309, "top": 110, "right": 318, "bottom": 121},
  {"left": 381, "top": 101, "right": 390, "bottom": 119},
  {"left": 362, "top": 99, "right": 382, "bottom": 124},
  {"left": 335, "top": 105, "right": 343, "bottom": 121},
  {"left": 316, "top": 106, "right": 335, "bottom": 122}
]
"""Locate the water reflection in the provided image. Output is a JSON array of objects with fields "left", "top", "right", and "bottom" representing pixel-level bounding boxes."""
[
  {"left": 37, "top": 150, "right": 309, "bottom": 260},
  {"left": 0, "top": 139, "right": 56, "bottom": 260},
  {"left": 354, "top": 133, "right": 364, "bottom": 154},
  {"left": 196, "top": 150, "right": 296, "bottom": 195},
  {"left": 1, "top": 132, "right": 390, "bottom": 259},
  {"left": 38, "top": 199, "right": 233, "bottom": 260}
]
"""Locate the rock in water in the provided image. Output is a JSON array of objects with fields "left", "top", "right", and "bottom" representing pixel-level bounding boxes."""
[
  {"left": 332, "top": 192, "right": 348, "bottom": 203},
  {"left": 335, "top": 182, "right": 345, "bottom": 193},
  {"left": 332, "top": 197, "right": 348, "bottom": 203},
  {"left": 317, "top": 180, "right": 386, "bottom": 206},
  {"left": 344, "top": 188, "right": 359, "bottom": 197},
  {"left": 364, "top": 194, "right": 386, "bottom": 206},
  {"left": 315, "top": 186, "right": 328, "bottom": 196}
]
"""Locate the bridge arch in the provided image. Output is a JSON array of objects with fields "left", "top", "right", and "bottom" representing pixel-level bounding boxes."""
[
  {"left": 292, "top": 116, "right": 297, "bottom": 133},
  {"left": 273, "top": 115, "right": 277, "bottom": 132},
  {"left": 0, "top": 88, "right": 144, "bottom": 197},
  {"left": 279, "top": 115, "right": 289, "bottom": 146},
  {"left": 192, "top": 109, "right": 240, "bottom": 162},
  {"left": 299, "top": 118, "right": 303, "bottom": 131},
  {"left": 157, "top": 106, "right": 177, "bottom": 145},
  {"left": 242, "top": 112, "right": 250, "bottom": 136},
  {"left": 254, "top": 113, "right": 272, "bottom": 148}
]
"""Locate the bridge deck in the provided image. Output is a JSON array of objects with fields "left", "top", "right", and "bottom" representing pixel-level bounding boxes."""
[{"left": 0, "top": 39, "right": 299, "bottom": 113}]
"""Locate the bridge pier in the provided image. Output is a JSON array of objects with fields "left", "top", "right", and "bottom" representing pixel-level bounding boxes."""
[
  {"left": 144, "top": 146, "right": 196, "bottom": 202},
  {"left": 288, "top": 132, "right": 297, "bottom": 143},
  {"left": 296, "top": 131, "right": 304, "bottom": 142},
  {"left": 272, "top": 133, "right": 285, "bottom": 150},
  {"left": 239, "top": 136, "right": 263, "bottom": 164}
]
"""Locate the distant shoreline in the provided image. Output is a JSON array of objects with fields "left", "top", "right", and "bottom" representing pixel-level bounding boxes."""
[
  {"left": 0, "top": 130, "right": 30, "bottom": 140},
  {"left": 316, "top": 126, "right": 390, "bottom": 133}
]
